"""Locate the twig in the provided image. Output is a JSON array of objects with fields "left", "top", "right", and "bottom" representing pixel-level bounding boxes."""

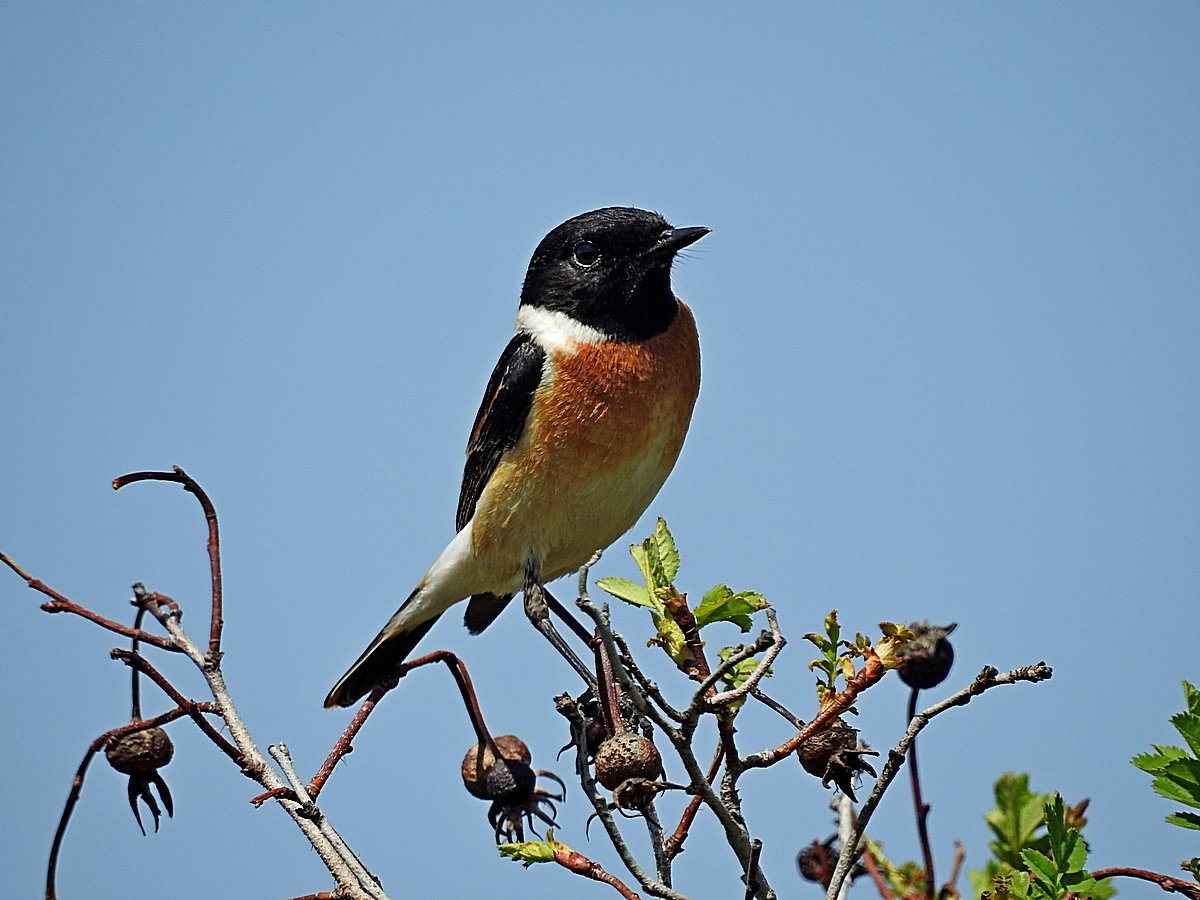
[
  {"left": 551, "top": 844, "right": 643, "bottom": 900},
  {"left": 612, "top": 630, "right": 688, "bottom": 723},
  {"left": 2, "top": 553, "right": 178, "bottom": 651},
  {"left": 1088, "top": 868, "right": 1200, "bottom": 899},
  {"left": 703, "top": 610, "right": 786, "bottom": 711},
  {"left": 130, "top": 606, "right": 148, "bottom": 719},
  {"left": 824, "top": 663, "right": 1054, "bottom": 900},
  {"left": 642, "top": 800, "right": 670, "bottom": 888},
  {"left": 941, "top": 841, "right": 964, "bottom": 900},
  {"left": 271, "top": 744, "right": 386, "bottom": 900},
  {"left": 110, "top": 648, "right": 243, "bottom": 766},
  {"left": 743, "top": 839, "right": 764, "bottom": 900},
  {"left": 748, "top": 688, "right": 804, "bottom": 729},
  {"left": 304, "top": 684, "right": 389, "bottom": 800},
  {"left": 662, "top": 743, "right": 723, "bottom": 862},
  {"left": 113, "top": 466, "right": 224, "bottom": 659},
  {"left": 835, "top": 795, "right": 854, "bottom": 900}
]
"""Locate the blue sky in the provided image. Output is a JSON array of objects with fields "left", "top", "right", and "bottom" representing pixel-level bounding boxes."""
[{"left": 3, "top": 4, "right": 1197, "bottom": 898}]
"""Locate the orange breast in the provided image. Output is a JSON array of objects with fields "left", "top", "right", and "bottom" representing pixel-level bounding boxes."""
[{"left": 470, "top": 301, "right": 700, "bottom": 588}]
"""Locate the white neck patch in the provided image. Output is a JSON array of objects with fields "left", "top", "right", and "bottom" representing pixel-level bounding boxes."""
[{"left": 515, "top": 305, "right": 610, "bottom": 349}]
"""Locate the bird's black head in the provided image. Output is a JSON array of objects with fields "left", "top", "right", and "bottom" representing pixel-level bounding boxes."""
[{"left": 519, "top": 207, "right": 708, "bottom": 342}]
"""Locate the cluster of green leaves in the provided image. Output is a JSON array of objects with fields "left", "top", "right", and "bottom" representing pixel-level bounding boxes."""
[
  {"left": 967, "top": 774, "right": 1112, "bottom": 900},
  {"left": 802, "top": 610, "right": 909, "bottom": 708},
  {"left": 1131, "top": 680, "right": 1200, "bottom": 877},
  {"left": 596, "top": 518, "right": 768, "bottom": 691}
]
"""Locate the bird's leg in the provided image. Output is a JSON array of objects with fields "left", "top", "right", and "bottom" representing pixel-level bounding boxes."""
[
  {"left": 541, "top": 583, "right": 598, "bottom": 645},
  {"left": 524, "top": 563, "right": 600, "bottom": 694}
]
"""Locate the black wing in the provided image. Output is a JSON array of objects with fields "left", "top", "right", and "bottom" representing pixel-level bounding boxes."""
[{"left": 456, "top": 331, "right": 546, "bottom": 532}]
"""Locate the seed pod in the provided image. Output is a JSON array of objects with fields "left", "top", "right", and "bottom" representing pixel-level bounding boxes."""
[
  {"left": 461, "top": 735, "right": 532, "bottom": 799},
  {"left": 898, "top": 621, "right": 957, "bottom": 690},
  {"left": 796, "top": 718, "right": 876, "bottom": 801},
  {"left": 594, "top": 732, "right": 662, "bottom": 790},
  {"left": 106, "top": 726, "right": 174, "bottom": 776},
  {"left": 797, "top": 838, "right": 835, "bottom": 887},
  {"left": 484, "top": 756, "right": 536, "bottom": 806}
]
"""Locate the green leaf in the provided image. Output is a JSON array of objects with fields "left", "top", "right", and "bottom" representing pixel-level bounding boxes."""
[
  {"left": 1167, "top": 811, "right": 1200, "bottom": 830},
  {"left": 1043, "top": 795, "right": 1069, "bottom": 861},
  {"left": 1153, "top": 759, "right": 1200, "bottom": 806},
  {"left": 1134, "top": 681, "right": 1200, "bottom": 832},
  {"left": 498, "top": 839, "right": 557, "bottom": 866},
  {"left": 1021, "top": 849, "right": 1056, "bottom": 885},
  {"left": 654, "top": 615, "right": 690, "bottom": 664},
  {"left": 653, "top": 517, "right": 679, "bottom": 583},
  {"left": 693, "top": 585, "right": 767, "bottom": 631},
  {"left": 1172, "top": 707, "right": 1200, "bottom": 758},
  {"left": 1009, "top": 870, "right": 1033, "bottom": 899},
  {"left": 985, "top": 774, "right": 1050, "bottom": 866},
  {"left": 628, "top": 542, "right": 657, "bottom": 598},
  {"left": 1132, "top": 746, "right": 1188, "bottom": 774},
  {"left": 595, "top": 576, "right": 652, "bottom": 608}
]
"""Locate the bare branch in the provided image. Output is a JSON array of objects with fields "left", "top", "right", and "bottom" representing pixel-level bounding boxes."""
[
  {"left": 113, "top": 466, "right": 224, "bottom": 658},
  {"left": 2, "top": 553, "right": 178, "bottom": 651},
  {"left": 824, "top": 663, "right": 1054, "bottom": 900},
  {"left": 1088, "top": 869, "right": 1200, "bottom": 900}
]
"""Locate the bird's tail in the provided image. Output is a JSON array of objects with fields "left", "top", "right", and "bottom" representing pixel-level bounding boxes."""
[{"left": 323, "top": 589, "right": 440, "bottom": 709}]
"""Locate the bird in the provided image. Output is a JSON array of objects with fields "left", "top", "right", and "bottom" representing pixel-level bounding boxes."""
[{"left": 324, "top": 206, "right": 707, "bottom": 709}]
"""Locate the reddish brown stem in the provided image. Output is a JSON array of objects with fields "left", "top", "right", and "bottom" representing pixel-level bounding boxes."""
[
  {"left": 860, "top": 845, "right": 897, "bottom": 900},
  {"left": 400, "top": 650, "right": 498, "bottom": 753},
  {"left": 1089, "top": 868, "right": 1200, "bottom": 899},
  {"left": 302, "top": 652, "right": 495, "bottom": 801},
  {"left": 662, "top": 743, "right": 724, "bottom": 862},
  {"left": 110, "top": 649, "right": 243, "bottom": 766},
  {"left": 663, "top": 595, "right": 740, "bottom": 762},
  {"left": 113, "top": 466, "right": 224, "bottom": 659},
  {"left": 1, "top": 553, "right": 179, "bottom": 651},
  {"left": 664, "top": 594, "right": 709, "bottom": 681},
  {"left": 742, "top": 652, "right": 888, "bottom": 770},
  {"left": 907, "top": 687, "right": 936, "bottom": 899},
  {"left": 941, "top": 841, "right": 964, "bottom": 900},
  {"left": 249, "top": 786, "right": 297, "bottom": 807},
  {"left": 304, "top": 682, "right": 392, "bottom": 800},
  {"left": 552, "top": 846, "right": 642, "bottom": 899},
  {"left": 47, "top": 707, "right": 211, "bottom": 900},
  {"left": 592, "top": 629, "right": 623, "bottom": 736}
]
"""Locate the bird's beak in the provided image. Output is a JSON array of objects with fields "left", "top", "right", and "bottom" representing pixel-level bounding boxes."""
[{"left": 645, "top": 226, "right": 710, "bottom": 259}]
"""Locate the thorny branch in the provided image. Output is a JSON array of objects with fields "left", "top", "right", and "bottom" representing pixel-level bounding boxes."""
[
  {"left": 6, "top": 470, "right": 1079, "bottom": 900},
  {"left": 824, "top": 663, "right": 1054, "bottom": 900},
  {"left": 6, "top": 469, "right": 388, "bottom": 900}
]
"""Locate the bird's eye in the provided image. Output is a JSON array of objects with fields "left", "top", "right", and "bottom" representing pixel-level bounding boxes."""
[{"left": 572, "top": 242, "right": 601, "bottom": 267}]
